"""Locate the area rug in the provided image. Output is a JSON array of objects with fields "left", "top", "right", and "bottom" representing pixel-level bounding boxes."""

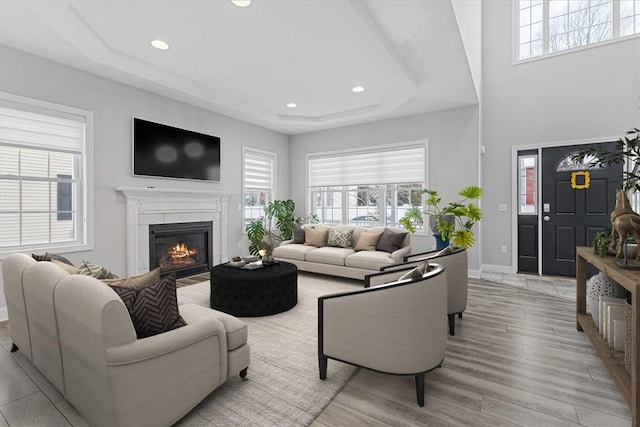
[{"left": 174, "top": 272, "right": 361, "bottom": 426}]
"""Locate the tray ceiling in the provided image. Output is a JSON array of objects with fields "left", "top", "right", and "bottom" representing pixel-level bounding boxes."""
[{"left": 0, "top": 0, "right": 478, "bottom": 135}]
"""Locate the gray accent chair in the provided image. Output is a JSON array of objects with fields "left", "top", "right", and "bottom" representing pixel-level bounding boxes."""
[
  {"left": 318, "top": 263, "right": 447, "bottom": 406},
  {"left": 369, "top": 247, "right": 468, "bottom": 336}
]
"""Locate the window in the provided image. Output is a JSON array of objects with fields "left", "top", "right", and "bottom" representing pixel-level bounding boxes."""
[
  {"left": 0, "top": 93, "right": 92, "bottom": 255},
  {"left": 307, "top": 142, "right": 427, "bottom": 230},
  {"left": 516, "top": 0, "right": 639, "bottom": 61},
  {"left": 518, "top": 154, "right": 538, "bottom": 214},
  {"left": 243, "top": 147, "right": 276, "bottom": 226}
]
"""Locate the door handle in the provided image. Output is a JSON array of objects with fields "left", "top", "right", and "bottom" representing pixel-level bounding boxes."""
[{"left": 543, "top": 216, "right": 550, "bottom": 221}]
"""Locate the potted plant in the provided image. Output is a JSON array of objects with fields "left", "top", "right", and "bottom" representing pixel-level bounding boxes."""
[
  {"left": 400, "top": 186, "right": 483, "bottom": 248},
  {"left": 245, "top": 199, "right": 318, "bottom": 257}
]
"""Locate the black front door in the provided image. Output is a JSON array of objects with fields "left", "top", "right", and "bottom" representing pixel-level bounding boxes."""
[{"left": 541, "top": 143, "right": 621, "bottom": 277}]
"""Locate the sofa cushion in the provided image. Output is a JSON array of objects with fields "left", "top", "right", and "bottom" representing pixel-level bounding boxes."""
[
  {"left": 110, "top": 274, "right": 186, "bottom": 339},
  {"left": 305, "top": 227, "right": 329, "bottom": 247},
  {"left": 327, "top": 228, "right": 353, "bottom": 248},
  {"left": 305, "top": 247, "right": 355, "bottom": 266},
  {"left": 208, "top": 309, "right": 248, "bottom": 351},
  {"left": 293, "top": 224, "right": 305, "bottom": 244},
  {"left": 354, "top": 231, "right": 383, "bottom": 251},
  {"left": 102, "top": 268, "right": 161, "bottom": 289},
  {"left": 345, "top": 250, "right": 396, "bottom": 270},
  {"left": 376, "top": 228, "right": 408, "bottom": 253},
  {"left": 273, "top": 243, "right": 317, "bottom": 261},
  {"left": 79, "top": 260, "right": 120, "bottom": 279}
]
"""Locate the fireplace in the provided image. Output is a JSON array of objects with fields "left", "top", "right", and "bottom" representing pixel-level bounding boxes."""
[{"left": 149, "top": 222, "right": 213, "bottom": 278}]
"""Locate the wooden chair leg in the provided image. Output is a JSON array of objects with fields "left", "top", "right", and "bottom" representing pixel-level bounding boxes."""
[
  {"left": 239, "top": 367, "right": 248, "bottom": 379},
  {"left": 10, "top": 343, "right": 18, "bottom": 353},
  {"left": 319, "top": 355, "right": 328, "bottom": 380},
  {"left": 458, "top": 312, "right": 463, "bottom": 319},
  {"left": 415, "top": 374, "right": 425, "bottom": 407},
  {"left": 448, "top": 313, "right": 455, "bottom": 336}
]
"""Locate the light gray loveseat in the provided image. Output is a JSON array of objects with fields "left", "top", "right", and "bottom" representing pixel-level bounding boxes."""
[
  {"left": 2, "top": 253, "right": 251, "bottom": 427},
  {"left": 273, "top": 224, "right": 411, "bottom": 280}
]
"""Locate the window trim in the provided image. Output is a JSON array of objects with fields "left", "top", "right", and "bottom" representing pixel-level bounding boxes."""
[
  {"left": 512, "top": 0, "right": 640, "bottom": 65},
  {"left": 305, "top": 140, "right": 429, "bottom": 232},
  {"left": 0, "top": 92, "right": 94, "bottom": 259},
  {"left": 241, "top": 146, "right": 277, "bottom": 230}
]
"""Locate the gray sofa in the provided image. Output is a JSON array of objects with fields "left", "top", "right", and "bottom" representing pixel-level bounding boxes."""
[
  {"left": 273, "top": 224, "right": 411, "bottom": 280},
  {"left": 2, "top": 253, "right": 250, "bottom": 427}
]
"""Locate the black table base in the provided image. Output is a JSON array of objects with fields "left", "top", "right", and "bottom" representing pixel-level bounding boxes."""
[{"left": 210, "top": 261, "right": 298, "bottom": 316}]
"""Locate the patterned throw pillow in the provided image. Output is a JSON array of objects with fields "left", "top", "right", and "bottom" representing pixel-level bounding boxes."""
[
  {"left": 354, "top": 231, "right": 383, "bottom": 251},
  {"left": 78, "top": 260, "right": 120, "bottom": 280},
  {"left": 376, "top": 228, "right": 408, "bottom": 253},
  {"left": 293, "top": 224, "right": 305, "bottom": 244},
  {"left": 327, "top": 229, "right": 353, "bottom": 248},
  {"left": 305, "top": 227, "right": 329, "bottom": 247},
  {"left": 110, "top": 274, "right": 186, "bottom": 339},
  {"left": 32, "top": 252, "right": 74, "bottom": 266},
  {"left": 398, "top": 260, "right": 429, "bottom": 281},
  {"left": 102, "top": 268, "right": 161, "bottom": 289}
]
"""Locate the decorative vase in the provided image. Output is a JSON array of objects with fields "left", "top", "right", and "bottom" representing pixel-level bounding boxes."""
[
  {"left": 587, "top": 272, "right": 628, "bottom": 324},
  {"left": 261, "top": 235, "right": 276, "bottom": 263}
]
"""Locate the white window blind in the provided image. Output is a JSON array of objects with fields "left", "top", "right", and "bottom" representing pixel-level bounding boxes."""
[
  {"left": 244, "top": 150, "right": 274, "bottom": 191},
  {"left": 308, "top": 145, "right": 425, "bottom": 187},
  {"left": 0, "top": 107, "right": 85, "bottom": 153},
  {"left": 0, "top": 100, "right": 88, "bottom": 253}
]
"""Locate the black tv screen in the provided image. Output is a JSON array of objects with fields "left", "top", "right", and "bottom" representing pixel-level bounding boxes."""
[{"left": 133, "top": 118, "right": 221, "bottom": 182}]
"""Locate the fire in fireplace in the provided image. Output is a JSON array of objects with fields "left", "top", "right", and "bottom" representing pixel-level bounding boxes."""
[{"left": 149, "top": 222, "right": 213, "bottom": 278}]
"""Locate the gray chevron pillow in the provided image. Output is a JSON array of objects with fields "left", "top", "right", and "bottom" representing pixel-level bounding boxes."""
[
  {"left": 110, "top": 274, "right": 186, "bottom": 339},
  {"left": 327, "top": 229, "right": 353, "bottom": 248}
]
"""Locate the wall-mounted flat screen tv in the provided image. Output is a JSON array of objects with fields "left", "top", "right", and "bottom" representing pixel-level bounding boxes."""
[{"left": 133, "top": 118, "right": 221, "bottom": 182}]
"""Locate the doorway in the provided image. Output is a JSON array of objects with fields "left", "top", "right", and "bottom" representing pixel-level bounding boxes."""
[{"left": 516, "top": 142, "right": 621, "bottom": 277}]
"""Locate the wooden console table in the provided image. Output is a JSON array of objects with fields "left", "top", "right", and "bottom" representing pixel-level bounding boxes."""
[{"left": 576, "top": 246, "right": 639, "bottom": 426}]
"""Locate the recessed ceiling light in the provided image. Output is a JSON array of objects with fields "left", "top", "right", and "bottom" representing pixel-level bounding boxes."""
[
  {"left": 286, "top": 103, "right": 297, "bottom": 108},
  {"left": 231, "top": 0, "right": 251, "bottom": 7},
  {"left": 352, "top": 86, "right": 365, "bottom": 93},
  {"left": 150, "top": 40, "right": 169, "bottom": 50}
]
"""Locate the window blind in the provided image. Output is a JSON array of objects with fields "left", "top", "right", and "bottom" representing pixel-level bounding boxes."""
[
  {"left": 0, "top": 107, "right": 84, "bottom": 153},
  {"left": 244, "top": 151, "right": 274, "bottom": 190},
  {"left": 308, "top": 145, "right": 425, "bottom": 187}
]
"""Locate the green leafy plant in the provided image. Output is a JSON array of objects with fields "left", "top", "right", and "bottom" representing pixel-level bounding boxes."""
[
  {"left": 592, "top": 231, "right": 612, "bottom": 257},
  {"left": 245, "top": 199, "right": 318, "bottom": 255},
  {"left": 572, "top": 128, "right": 640, "bottom": 192},
  {"left": 400, "top": 186, "right": 483, "bottom": 248}
]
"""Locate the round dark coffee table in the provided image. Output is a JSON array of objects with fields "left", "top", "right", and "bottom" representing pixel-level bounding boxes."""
[{"left": 210, "top": 261, "right": 298, "bottom": 316}]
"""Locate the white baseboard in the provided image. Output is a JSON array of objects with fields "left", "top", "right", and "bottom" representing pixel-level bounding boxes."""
[
  {"left": 468, "top": 269, "right": 481, "bottom": 279},
  {"left": 0, "top": 306, "right": 7, "bottom": 322},
  {"left": 480, "top": 264, "right": 517, "bottom": 275}
]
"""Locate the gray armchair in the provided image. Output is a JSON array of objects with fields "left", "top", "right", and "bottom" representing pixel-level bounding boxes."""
[
  {"left": 404, "top": 248, "right": 468, "bottom": 335},
  {"left": 318, "top": 263, "right": 447, "bottom": 407}
]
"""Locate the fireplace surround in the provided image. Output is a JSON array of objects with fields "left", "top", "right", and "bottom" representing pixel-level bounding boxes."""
[{"left": 116, "top": 187, "right": 234, "bottom": 276}]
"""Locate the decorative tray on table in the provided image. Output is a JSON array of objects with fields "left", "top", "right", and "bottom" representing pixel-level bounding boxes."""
[{"left": 224, "top": 260, "right": 264, "bottom": 270}]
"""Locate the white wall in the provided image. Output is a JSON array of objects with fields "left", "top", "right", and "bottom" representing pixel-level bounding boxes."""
[
  {"left": 289, "top": 105, "right": 481, "bottom": 270},
  {"left": 481, "top": 1, "right": 640, "bottom": 269},
  {"left": 0, "top": 46, "right": 290, "bottom": 319}
]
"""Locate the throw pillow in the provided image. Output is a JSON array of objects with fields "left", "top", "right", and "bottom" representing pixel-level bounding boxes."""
[
  {"left": 102, "top": 268, "right": 161, "bottom": 289},
  {"left": 354, "top": 231, "right": 383, "bottom": 251},
  {"left": 433, "top": 246, "right": 454, "bottom": 257},
  {"left": 110, "top": 274, "right": 186, "bottom": 339},
  {"left": 398, "top": 260, "right": 429, "bottom": 281},
  {"left": 293, "top": 224, "right": 305, "bottom": 244},
  {"left": 305, "top": 227, "right": 329, "bottom": 247},
  {"left": 51, "top": 259, "right": 79, "bottom": 275},
  {"left": 376, "top": 228, "right": 408, "bottom": 253},
  {"left": 32, "top": 252, "right": 74, "bottom": 266},
  {"left": 327, "top": 229, "right": 353, "bottom": 248},
  {"left": 78, "top": 260, "right": 120, "bottom": 280}
]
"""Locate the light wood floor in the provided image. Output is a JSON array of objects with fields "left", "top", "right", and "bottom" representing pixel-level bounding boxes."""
[
  {"left": 0, "top": 278, "right": 631, "bottom": 426},
  {"left": 313, "top": 279, "right": 631, "bottom": 427}
]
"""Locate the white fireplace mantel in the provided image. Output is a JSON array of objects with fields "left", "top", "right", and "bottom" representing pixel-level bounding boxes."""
[{"left": 116, "top": 186, "right": 235, "bottom": 276}]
